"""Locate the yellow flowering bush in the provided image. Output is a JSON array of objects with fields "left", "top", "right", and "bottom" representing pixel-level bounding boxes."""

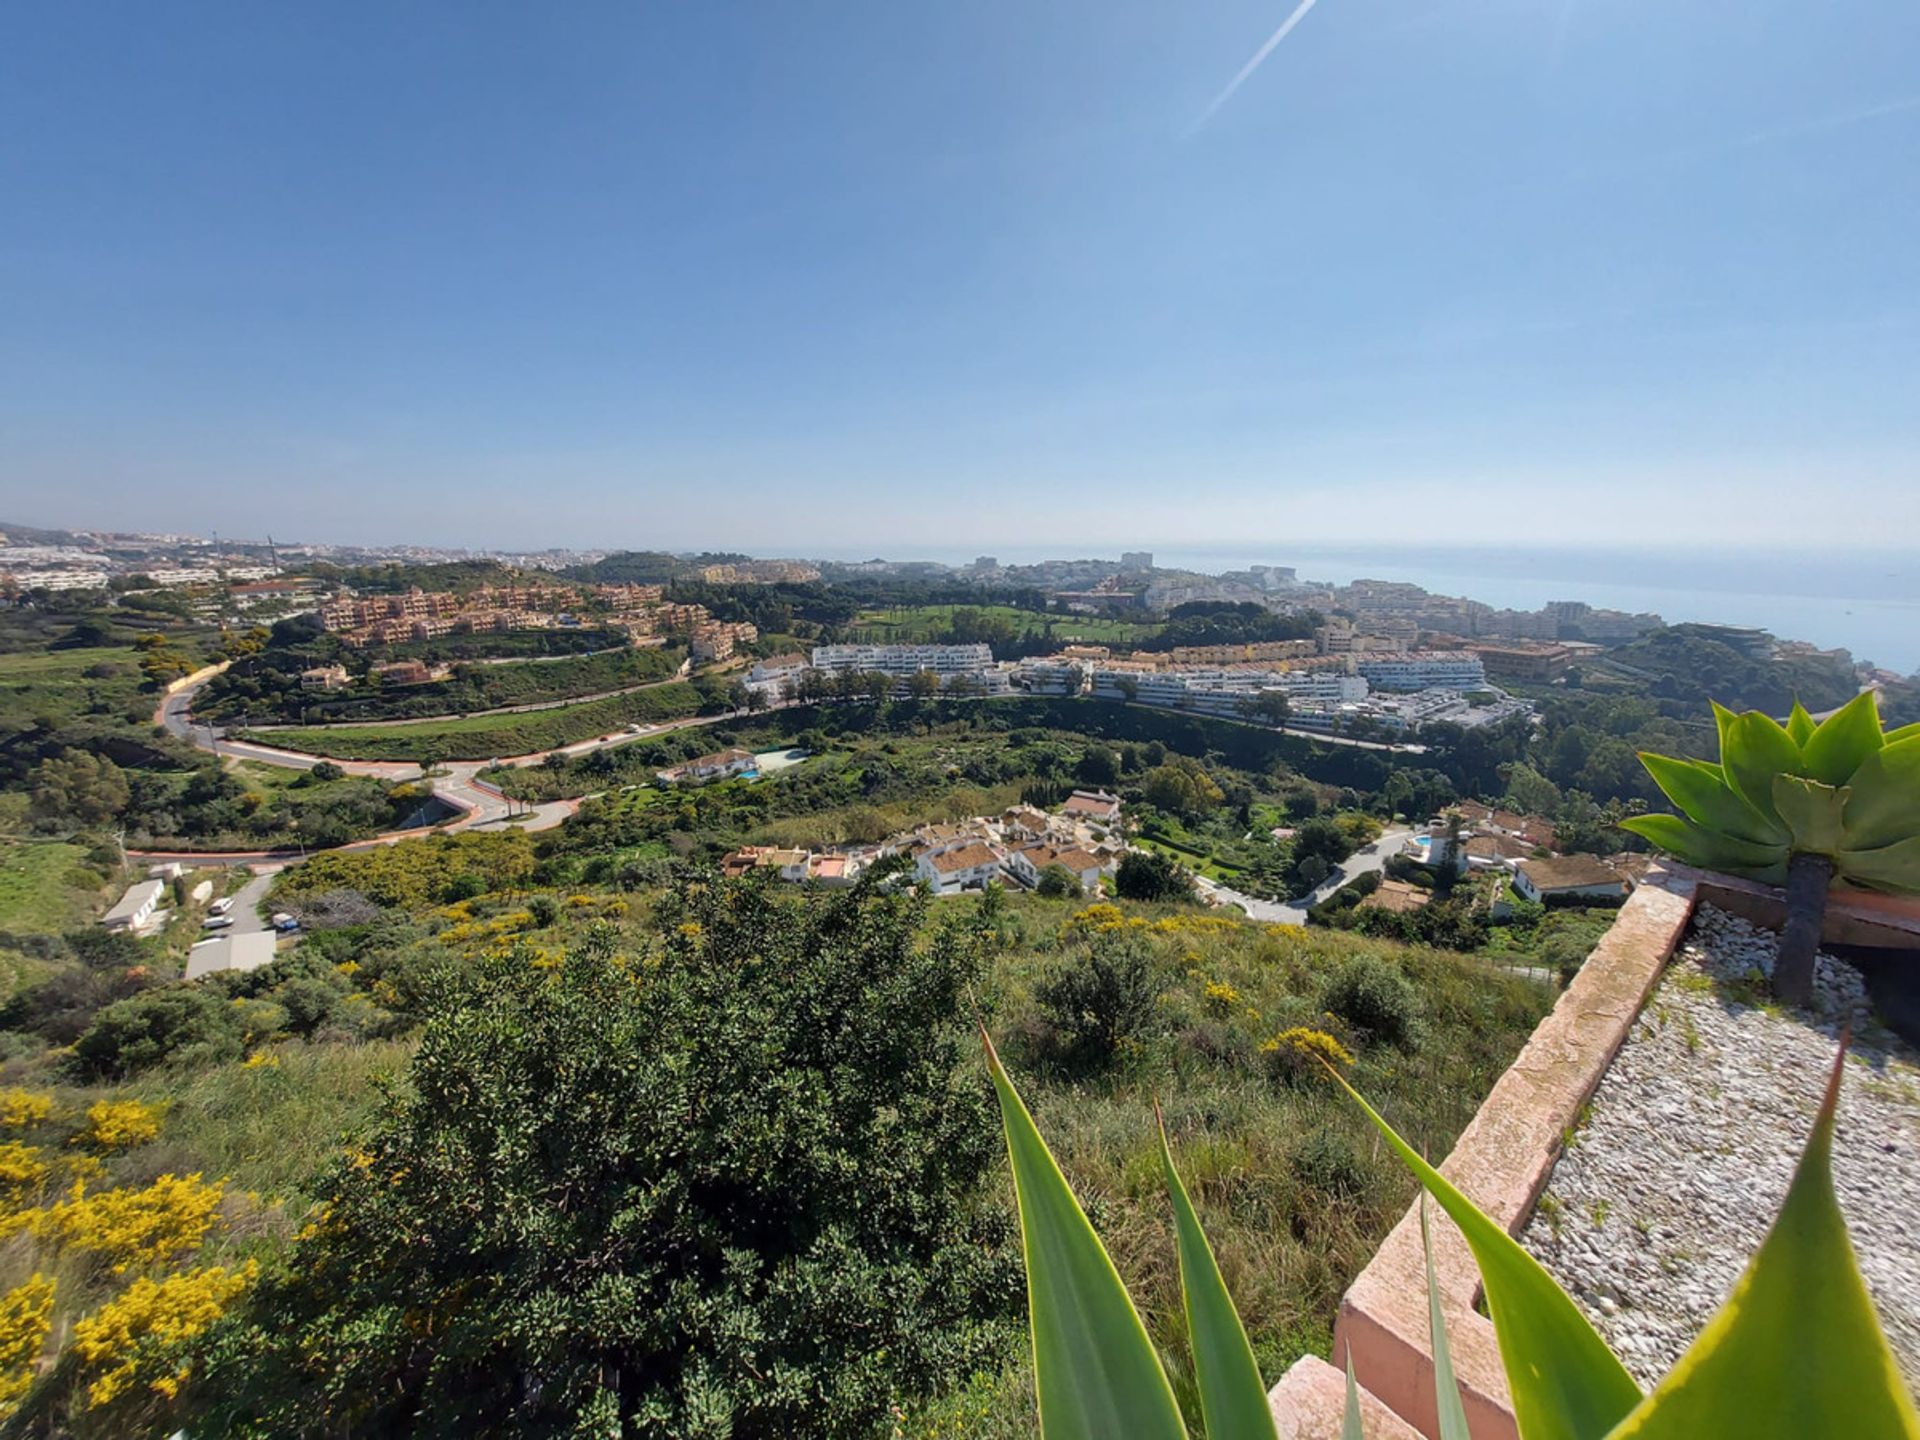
[
  {"left": 70, "top": 1261, "right": 258, "bottom": 1408},
  {"left": 0, "top": 1275, "right": 55, "bottom": 1415},
  {"left": 0, "top": 1090, "right": 53, "bottom": 1132},
  {"left": 0, "top": 1142, "right": 48, "bottom": 1197},
  {"left": 1201, "top": 980, "right": 1241, "bottom": 1016},
  {"left": 42, "top": 1173, "right": 225, "bottom": 1273},
  {"left": 80, "top": 1099, "right": 162, "bottom": 1151},
  {"left": 1260, "top": 1026, "right": 1356, "bottom": 1086}
]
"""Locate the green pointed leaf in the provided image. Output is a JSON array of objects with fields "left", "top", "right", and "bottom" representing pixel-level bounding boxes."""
[
  {"left": 1343, "top": 1356, "right": 1365, "bottom": 1440},
  {"left": 1422, "top": 1200, "right": 1472, "bottom": 1440},
  {"left": 1720, "top": 712, "right": 1806, "bottom": 824},
  {"left": 1786, "top": 701, "right": 1816, "bottom": 749},
  {"left": 1770, "top": 776, "right": 1850, "bottom": 856},
  {"left": 1711, "top": 700, "right": 1741, "bottom": 761},
  {"left": 1159, "top": 1111, "right": 1278, "bottom": 1440},
  {"left": 1619, "top": 813, "right": 1789, "bottom": 884},
  {"left": 1329, "top": 1069, "right": 1643, "bottom": 1440},
  {"left": 1886, "top": 722, "right": 1920, "bottom": 746},
  {"left": 1637, "top": 754, "right": 1785, "bottom": 845},
  {"left": 1841, "top": 736, "right": 1920, "bottom": 852},
  {"left": 1835, "top": 834, "right": 1920, "bottom": 896},
  {"left": 1602, "top": 1048, "right": 1920, "bottom": 1439},
  {"left": 983, "top": 1032, "right": 1187, "bottom": 1440},
  {"left": 1800, "top": 691, "right": 1884, "bottom": 785}
]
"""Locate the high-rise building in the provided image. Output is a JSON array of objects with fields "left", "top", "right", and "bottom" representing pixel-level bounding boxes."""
[{"left": 1120, "top": 551, "right": 1153, "bottom": 571}]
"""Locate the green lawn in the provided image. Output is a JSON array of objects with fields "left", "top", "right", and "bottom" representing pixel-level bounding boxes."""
[{"left": 0, "top": 840, "right": 106, "bottom": 932}]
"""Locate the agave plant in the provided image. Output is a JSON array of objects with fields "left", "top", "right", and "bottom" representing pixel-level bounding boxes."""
[
  {"left": 1619, "top": 693, "right": 1920, "bottom": 1006},
  {"left": 983, "top": 1028, "right": 1919, "bottom": 1439}
]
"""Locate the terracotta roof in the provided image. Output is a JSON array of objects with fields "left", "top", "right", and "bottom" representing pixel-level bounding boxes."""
[
  {"left": 1465, "top": 834, "right": 1535, "bottom": 861},
  {"left": 1518, "top": 856, "right": 1626, "bottom": 892},
  {"left": 928, "top": 842, "right": 1000, "bottom": 873},
  {"left": 1359, "top": 879, "right": 1428, "bottom": 914}
]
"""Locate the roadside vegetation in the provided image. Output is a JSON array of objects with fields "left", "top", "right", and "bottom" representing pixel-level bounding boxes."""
[
  {"left": 240, "top": 680, "right": 709, "bottom": 762},
  {"left": 197, "top": 642, "right": 684, "bottom": 727}
]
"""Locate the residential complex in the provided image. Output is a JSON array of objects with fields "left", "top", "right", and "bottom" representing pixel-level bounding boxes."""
[{"left": 810, "top": 643, "right": 1009, "bottom": 692}]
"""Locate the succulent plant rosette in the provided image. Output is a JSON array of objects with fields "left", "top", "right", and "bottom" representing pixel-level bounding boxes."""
[{"left": 1622, "top": 692, "right": 1920, "bottom": 1005}]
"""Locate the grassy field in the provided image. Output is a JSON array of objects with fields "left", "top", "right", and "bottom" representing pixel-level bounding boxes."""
[
  {"left": 241, "top": 681, "right": 707, "bottom": 760},
  {"left": 0, "top": 644, "right": 149, "bottom": 727},
  {"left": 0, "top": 840, "right": 106, "bottom": 932},
  {"left": 845, "top": 604, "right": 1162, "bottom": 647}
]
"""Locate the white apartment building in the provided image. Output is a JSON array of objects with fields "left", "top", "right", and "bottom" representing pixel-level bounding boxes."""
[
  {"left": 1089, "top": 665, "right": 1367, "bottom": 716},
  {"left": 811, "top": 643, "right": 993, "bottom": 677},
  {"left": 1354, "top": 652, "right": 1487, "bottom": 692},
  {"left": 1010, "top": 658, "right": 1086, "bottom": 695},
  {"left": 101, "top": 879, "right": 167, "bottom": 933}
]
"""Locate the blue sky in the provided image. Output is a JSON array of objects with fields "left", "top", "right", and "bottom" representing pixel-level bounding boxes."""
[{"left": 1, "top": 0, "right": 1916, "bottom": 553}]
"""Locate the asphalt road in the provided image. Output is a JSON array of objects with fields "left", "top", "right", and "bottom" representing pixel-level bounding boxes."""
[{"left": 1198, "top": 827, "right": 1417, "bottom": 925}]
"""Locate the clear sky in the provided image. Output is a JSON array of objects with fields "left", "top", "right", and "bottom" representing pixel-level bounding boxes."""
[{"left": 1, "top": 1, "right": 1916, "bottom": 554}]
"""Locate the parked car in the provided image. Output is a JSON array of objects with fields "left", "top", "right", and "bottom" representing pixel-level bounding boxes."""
[
  {"left": 207, "top": 897, "right": 235, "bottom": 916},
  {"left": 201, "top": 916, "right": 234, "bottom": 930},
  {"left": 271, "top": 913, "right": 301, "bottom": 933}
]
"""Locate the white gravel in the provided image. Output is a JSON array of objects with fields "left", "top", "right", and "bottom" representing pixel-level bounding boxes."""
[{"left": 1521, "top": 904, "right": 1920, "bottom": 1391}]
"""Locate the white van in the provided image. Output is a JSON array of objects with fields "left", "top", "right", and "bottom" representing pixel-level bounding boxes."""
[{"left": 208, "top": 896, "right": 235, "bottom": 917}]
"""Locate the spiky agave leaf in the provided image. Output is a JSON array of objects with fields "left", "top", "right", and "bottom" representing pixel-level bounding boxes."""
[
  {"left": 1327, "top": 1068, "right": 1642, "bottom": 1440},
  {"left": 1720, "top": 711, "right": 1807, "bottom": 825},
  {"left": 1422, "top": 1200, "right": 1471, "bottom": 1440},
  {"left": 1159, "top": 1107, "right": 1278, "bottom": 1440},
  {"left": 982, "top": 1030, "right": 1187, "bottom": 1440},
  {"left": 1635, "top": 754, "right": 1785, "bottom": 845},
  {"left": 1838, "top": 735, "right": 1920, "bottom": 854},
  {"left": 1600, "top": 1046, "right": 1920, "bottom": 1439},
  {"left": 1617, "top": 812, "right": 1788, "bottom": 884},
  {"left": 1800, "top": 691, "right": 1884, "bottom": 786}
]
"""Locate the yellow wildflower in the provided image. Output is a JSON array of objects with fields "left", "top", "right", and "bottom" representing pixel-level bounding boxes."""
[
  {"left": 0, "top": 1143, "right": 48, "bottom": 1197},
  {"left": 1201, "top": 980, "right": 1241, "bottom": 1016},
  {"left": 0, "top": 1090, "right": 53, "bottom": 1132},
  {"left": 70, "top": 1261, "right": 257, "bottom": 1408},
  {"left": 41, "top": 1173, "right": 225, "bottom": 1273},
  {"left": 0, "top": 1275, "right": 55, "bottom": 1415},
  {"left": 79, "top": 1099, "right": 162, "bottom": 1151}
]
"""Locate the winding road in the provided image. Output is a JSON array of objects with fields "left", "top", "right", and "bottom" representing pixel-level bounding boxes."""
[
  {"left": 1195, "top": 827, "right": 1417, "bottom": 924},
  {"left": 140, "top": 675, "right": 754, "bottom": 866}
]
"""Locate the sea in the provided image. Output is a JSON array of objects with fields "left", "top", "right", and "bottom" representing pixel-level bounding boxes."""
[{"left": 804, "top": 543, "right": 1920, "bottom": 676}]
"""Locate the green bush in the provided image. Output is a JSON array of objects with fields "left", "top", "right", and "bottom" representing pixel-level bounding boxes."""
[
  {"left": 1113, "top": 849, "right": 1192, "bottom": 903},
  {"left": 1320, "top": 955, "right": 1419, "bottom": 1047},
  {"left": 1289, "top": 1125, "right": 1371, "bottom": 1199},
  {"left": 193, "top": 880, "right": 1019, "bottom": 1438},
  {"left": 1035, "top": 934, "right": 1164, "bottom": 1071},
  {"left": 69, "top": 985, "right": 246, "bottom": 1078}
]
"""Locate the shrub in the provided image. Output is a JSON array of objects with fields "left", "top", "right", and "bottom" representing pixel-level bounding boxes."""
[
  {"left": 195, "top": 878, "right": 1019, "bottom": 1438},
  {"left": 1261, "top": 1026, "right": 1355, "bottom": 1086},
  {"left": 71, "top": 1262, "right": 257, "bottom": 1409},
  {"left": 39, "top": 1172, "right": 226, "bottom": 1273},
  {"left": 1289, "top": 1126, "right": 1371, "bottom": 1198},
  {"left": 1034, "top": 864, "right": 1079, "bottom": 899},
  {"left": 1320, "top": 955, "right": 1420, "bottom": 1047},
  {"left": 81, "top": 1099, "right": 163, "bottom": 1151},
  {"left": 1035, "top": 935, "right": 1164, "bottom": 1071},
  {"left": 69, "top": 987, "right": 245, "bottom": 1080},
  {"left": 0, "top": 1090, "right": 53, "bottom": 1131},
  {"left": 1113, "top": 850, "right": 1192, "bottom": 903},
  {"left": 0, "top": 1276, "right": 55, "bottom": 1417},
  {"left": 307, "top": 761, "right": 345, "bottom": 782}
]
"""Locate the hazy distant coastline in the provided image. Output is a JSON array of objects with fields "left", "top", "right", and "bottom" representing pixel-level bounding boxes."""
[{"left": 806, "top": 542, "right": 1920, "bottom": 674}]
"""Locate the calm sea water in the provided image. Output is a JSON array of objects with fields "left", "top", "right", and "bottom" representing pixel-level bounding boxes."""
[{"left": 808, "top": 543, "right": 1920, "bottom": 675}]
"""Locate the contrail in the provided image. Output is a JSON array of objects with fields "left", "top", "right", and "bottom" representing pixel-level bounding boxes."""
[{"left": 1187, "top": 0, "right": 1324, "bottom": 134}]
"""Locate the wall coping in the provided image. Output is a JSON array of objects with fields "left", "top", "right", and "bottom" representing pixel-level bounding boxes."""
[{"left": 1314, "top": 862, "right": 1701, "bottom": 1439}]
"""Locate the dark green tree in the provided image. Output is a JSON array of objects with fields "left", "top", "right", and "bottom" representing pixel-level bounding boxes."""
[{"left": 194, "top": 882, "right": 1018, "bottom": 1438}]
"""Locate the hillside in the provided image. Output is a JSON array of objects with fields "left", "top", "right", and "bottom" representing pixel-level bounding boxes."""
[{"left": 0, "top": 852, "right": 1549, "bottom": 1434}]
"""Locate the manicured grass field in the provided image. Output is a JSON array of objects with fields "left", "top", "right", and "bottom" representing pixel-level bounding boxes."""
[{"left": 242, "top": 682, "right": 707, "bottom": 760}]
